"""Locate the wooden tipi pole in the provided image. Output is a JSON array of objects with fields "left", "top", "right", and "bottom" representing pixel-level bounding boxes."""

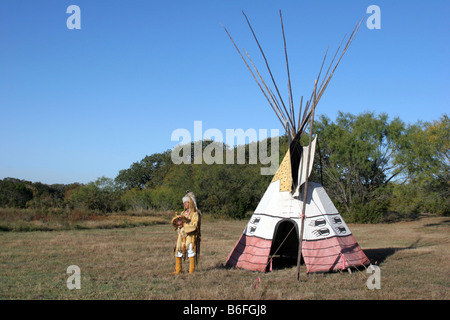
[{"left": 296, "top": 79, "right": 317, "bottom": 280}]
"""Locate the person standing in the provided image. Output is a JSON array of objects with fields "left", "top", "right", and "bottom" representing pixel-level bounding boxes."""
[{"left": 171, "top": 191, "right": 201, "bottom": 274}]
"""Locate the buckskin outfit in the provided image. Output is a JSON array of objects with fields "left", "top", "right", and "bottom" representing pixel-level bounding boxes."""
[{"left": 171, "top": 191, "right": 201, "bottom": 274}]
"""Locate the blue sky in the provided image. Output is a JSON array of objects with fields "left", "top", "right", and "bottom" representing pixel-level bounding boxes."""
[{"left": 1, "top": 0, "right": 449, "bottom": 184}]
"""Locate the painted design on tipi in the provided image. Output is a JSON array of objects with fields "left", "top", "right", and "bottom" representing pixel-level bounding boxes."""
[{"left": 271, "top": 150, "right": 292, "bottom": 192}]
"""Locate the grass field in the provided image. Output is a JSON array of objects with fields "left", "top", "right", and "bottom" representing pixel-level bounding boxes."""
[{"left": 0, "top": 214, "right": 448, "bottom": 300}]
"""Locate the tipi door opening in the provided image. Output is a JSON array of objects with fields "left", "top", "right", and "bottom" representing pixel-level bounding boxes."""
[{"left": 267, "top": 219, "right": 301, "bottom": 271}]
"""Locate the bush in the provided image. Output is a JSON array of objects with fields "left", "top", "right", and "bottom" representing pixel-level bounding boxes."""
[
  {"left": 121, "top": 188, "right": 152, "bottom": 211},
  {"left": 388, "top": 183, "right": 421, "bottom": 219},
  {"left": 342, "top": 199, "right": 385, "bottom": 223},
  {"left": 67, "top": 177, "right": 124, "bottom": 213}
]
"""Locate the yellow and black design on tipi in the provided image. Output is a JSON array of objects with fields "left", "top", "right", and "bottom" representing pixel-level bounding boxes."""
[{"left": 271, "top": 150, "right": 293, "bottom": 192}]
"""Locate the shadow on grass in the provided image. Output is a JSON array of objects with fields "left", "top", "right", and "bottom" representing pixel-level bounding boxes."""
[
  {"left": 363, "top": 238, "right": 422, "bottom": 265},
  {"left": 423, "top": 219, "right": 450, "bottom": 228}
]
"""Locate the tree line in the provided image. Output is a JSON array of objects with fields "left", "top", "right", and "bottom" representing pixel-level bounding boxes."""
[{"left": 1, "top": 112, "right": 448, "bottom": 223}]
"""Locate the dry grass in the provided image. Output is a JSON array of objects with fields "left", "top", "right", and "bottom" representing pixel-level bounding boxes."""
[
  {"left": 0, "top": 215, "right": 448, "bottom": 300},
  {"left": 0, "top": 208, "right": 170, "bottom": 232}
]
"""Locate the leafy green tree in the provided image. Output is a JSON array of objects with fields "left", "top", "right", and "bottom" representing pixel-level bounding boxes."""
[
  {"left": 395, "top": 115, "right": 449, "bottom": 184},
  {"left": 393, "top": 114, "right": 449, "bottom": 215},
  {"left": 314, "top": 112, "right": 406, "bottom": 222},
  {"left": 0, "top": 178, "right": 33, "bottom": 208},
  {"left": 27, "top": 182, "right": 66, "bottom": 210},
  {"left": 115, "top": 150, "right": 173, "bottom": 189}
]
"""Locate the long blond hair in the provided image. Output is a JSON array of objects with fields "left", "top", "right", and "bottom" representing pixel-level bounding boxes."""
[{"left": 183, "top": 191, "right": 201, "bottom": 265}]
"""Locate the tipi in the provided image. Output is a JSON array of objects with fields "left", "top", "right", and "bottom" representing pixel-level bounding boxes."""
[
  {"left": 225, "top": 141, "right": 370, "bottom": 273},
  {"left": 223, "top": 12, "right": 370, "bottom": 275}
]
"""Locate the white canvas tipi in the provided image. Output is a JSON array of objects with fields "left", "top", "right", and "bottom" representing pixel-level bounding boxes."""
[
  {"left": 223, "top": 12, "right": 369, "bottom": 274},
  {"left": 225, "top": 139, "right": 370, "bottom": 273}
]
